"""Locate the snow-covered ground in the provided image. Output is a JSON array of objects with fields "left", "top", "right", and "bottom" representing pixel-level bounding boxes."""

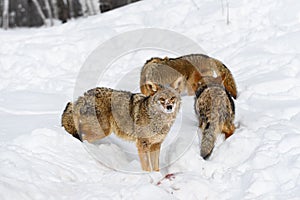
[{"left": 1, "top": 0, "right": 300, "bottom": 199}]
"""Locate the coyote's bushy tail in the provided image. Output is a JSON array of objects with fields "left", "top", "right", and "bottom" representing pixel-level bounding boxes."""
[
  {"left": 61, "top": 102, "right": 81, "bottom": 140},
  {"left": 201, "top": 122, "right": 218, "bottom": 159}
]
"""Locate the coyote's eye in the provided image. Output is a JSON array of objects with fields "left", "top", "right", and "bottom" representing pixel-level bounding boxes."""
[
  {"left": 170, "top": 96, "right": 176, "bottom": 102},
  {"left": 159, "top": 98, "right": 165, "bottom": 104}
]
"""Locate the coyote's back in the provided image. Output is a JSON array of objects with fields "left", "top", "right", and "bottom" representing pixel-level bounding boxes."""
[{"left": 140, "top": 54, "right": 237, "bottom": 99}]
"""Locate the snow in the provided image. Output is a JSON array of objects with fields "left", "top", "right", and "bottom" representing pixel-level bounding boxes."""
[{"left": 1, "top": 0, "right": 300, "bottom": 199}]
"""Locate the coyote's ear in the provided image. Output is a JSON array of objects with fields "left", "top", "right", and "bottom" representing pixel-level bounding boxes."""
[
  {"left": 163, "top": 56, "right": 169, "bottom": 61},
  {"left": 145, "top": 81, "right": 160, "bottom": 96},
  {"left": 172, "top": 76, "right": 184, "bottom": 92}
]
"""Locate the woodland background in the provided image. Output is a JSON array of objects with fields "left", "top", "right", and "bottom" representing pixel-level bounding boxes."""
[{"left": 0, "top": 0, "right": 140, "bottom": 29}]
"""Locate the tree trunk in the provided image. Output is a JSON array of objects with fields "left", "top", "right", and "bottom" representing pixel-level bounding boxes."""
[
  {"left": 89, "top": 0, "right": 97, "bottom": 15},
  {"left": 79, "top": 0, "right": 88, "bottom": 16},
  {"left": 85, "top": 0, "right": 95, "bottom": 15},
  {"left": 51, "top": 0, "right": 59, "bottom": 19},
  {"left": 2, "top": 0, "right": 9, "bottom": 29},
  {"left": 45, "top": 0, "right": 54, "bottom": 25},
  {"left": 67, "top": 0, "right": 74, "bottom": 18},
  {"left": 85, "top": 0, "right": 90, "bottom": 15},
  {"left": 32, "top": 0, "right": 48, "bottom": 26}
]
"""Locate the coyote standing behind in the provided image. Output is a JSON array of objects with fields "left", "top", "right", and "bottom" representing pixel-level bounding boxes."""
[
  {"left": 195, "top": 76, "right": 236, "bottom": 159},
  {"left": 140, "top": 56, "right": 202, "bottom": 96},
  {"left": 140, "top": 54, "right": 237, "bottom": 99},
  {"left": 61, "top": 78, "right": 182, "bottom": 171}
]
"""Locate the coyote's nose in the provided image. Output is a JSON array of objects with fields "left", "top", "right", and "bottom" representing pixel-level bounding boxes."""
[{"left": 166, "top": 105, "right": 173, "bottom": 111}]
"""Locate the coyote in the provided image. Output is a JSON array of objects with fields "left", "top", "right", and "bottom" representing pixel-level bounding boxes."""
[
  {"left": 61, "top": 78, "right": 182, "bottom": 171},
  {"left": 195, "top": 76, "right": 235, "bottom": 159},
  {"left": 140, "top": 57, "right": 202, "bottom": 96},
  {"left": 140, "top": 54, "right": 237, "bottom": 99}
]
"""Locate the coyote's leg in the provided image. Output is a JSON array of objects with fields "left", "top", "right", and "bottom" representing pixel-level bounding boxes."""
[
  {"left": 222, "top": 123, "right": 235, "bottom": 139},
  {"left": 136, "top": 139, "right": 152, "bottom": 171},
  {"left": 149, "top": 143, "right": 162, "bottom": 171}
]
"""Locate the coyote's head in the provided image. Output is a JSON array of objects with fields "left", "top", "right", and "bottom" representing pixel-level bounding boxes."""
[{"left": 145, "top": 77, "right": 182, "bottom": 114}]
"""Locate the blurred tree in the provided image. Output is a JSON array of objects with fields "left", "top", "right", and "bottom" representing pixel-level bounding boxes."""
[
  {"left": 2, "top": 0, "right": 9, "bottom": 29},
  {"left": 44, "top": 0, "right": 53, "bottom": 25},
  {"left": 0, "top": 0, "right": 141, "bottom": 28},
  {"left": 99, "top": 0, "right": 140, "bottom": 13},
  {"left": 32, "top": 0, "right": 47, "bottom": 26}
]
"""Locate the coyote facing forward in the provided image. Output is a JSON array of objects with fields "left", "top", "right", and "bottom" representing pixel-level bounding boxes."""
[
  {"left": 61, "top": 78, "right": 182, "bottom": 171},
  {"left": 140, "top": 54, "right": 237, "bottom": 99},
  {"left": 195, "top": 76, "right": 236, "bottom": 159}
]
